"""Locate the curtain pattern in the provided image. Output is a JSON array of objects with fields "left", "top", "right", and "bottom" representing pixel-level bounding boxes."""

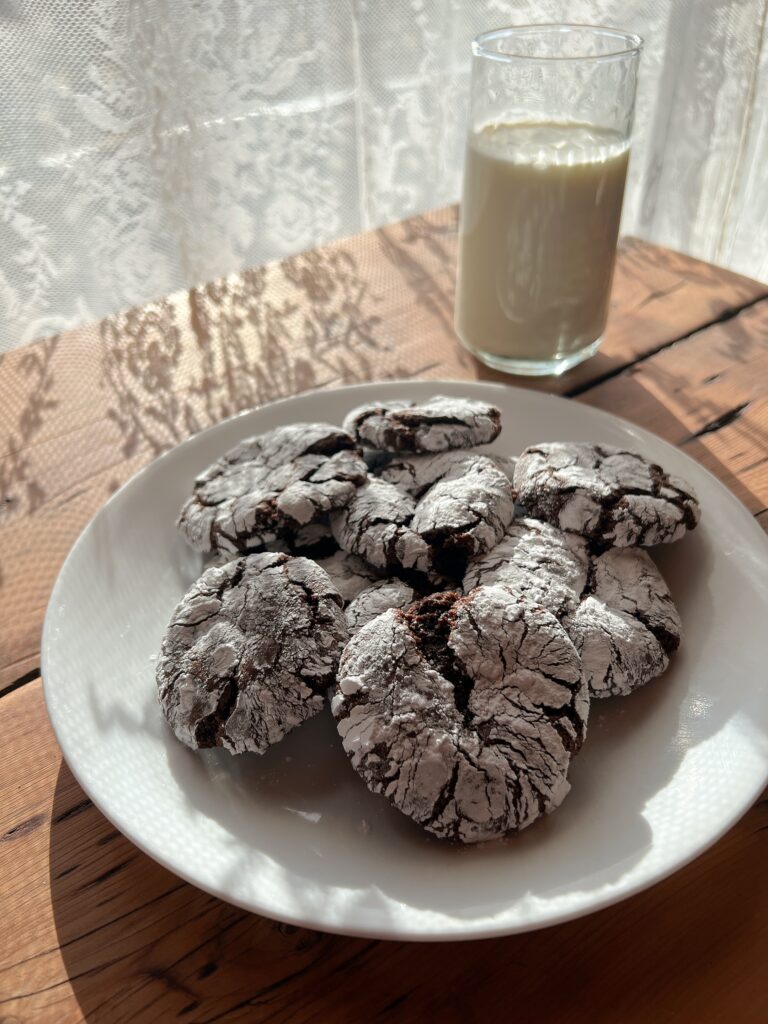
[{"left": 0, "top": 0, "right": 766, "bottom": 351}]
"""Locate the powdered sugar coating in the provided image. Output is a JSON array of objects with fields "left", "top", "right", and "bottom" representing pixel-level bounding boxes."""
[
  {"left": 463, "top": 518, "right": 589, "bottom": 619},
  {"left": 345, "top": 579, "right": 415, "bottom": 635},
  {"left": 343, "top": 396, "right": 502, "bottom": 453},
  {"left": 178, "top": 423, "right": 367, "bottom": 556},
  {"left": 332, "top": 588, "right": 587, "bottom": 843},
  {"left": 410, "top": 458, "right": 516, "bottom": 576},
  {"left": 564, "top": 547, "right": 682, "bottom": 698},
  {"left": 330, "top": 478, "right": 431, "bottom": 574},
  {"left": 156, "top": 552, "right": 348, "bottom": 754},
  {"left": 514, "top": 443, "right": 700, "bottom": 548},
  {"left": 378, "top": 451, "right": 481, "bottom": 496},
  {"left": 330, "top": 456, "right": 515, "bottom": 579}
]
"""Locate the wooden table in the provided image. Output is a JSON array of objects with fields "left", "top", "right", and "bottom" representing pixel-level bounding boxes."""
[{"left": 2, "top": 208, "right": 767, "bottom": 1023}]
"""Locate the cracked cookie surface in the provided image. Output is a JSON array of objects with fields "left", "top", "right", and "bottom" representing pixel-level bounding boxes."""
[
  {"left": 331, "top": 454, "right": 518, "bottom": 581},
  {"left": 178, "top": 423, "right": 367, "bottom": 556},
  {"left": 514, "top": 442, "right": 700, "bottom": 548},
  {"left": 463, "top": 518, "right": 588, "bottom": 619},
  {"left": 378, "top": 450, "right": 514, "bottom": 494},
  {"left": 330, "top": 477, "right": 431, "bottom": 575},
  {"left": 331, "top": 455, "right": 515, "bottom": 580},
  {"left": 343, "top": 396, "right": 502, "bottom": 453},
  {"left": 332, "top": 588, "right": 587, "bottom": 843},
  {"left": 345, "top": 579, "right": 416, "bottom": 635},
  {"left": 156, "top": 552, "right": 348, "bottom": 754},
  {"left": 564, "top": 547, "right": 682, "bottom": 698}
]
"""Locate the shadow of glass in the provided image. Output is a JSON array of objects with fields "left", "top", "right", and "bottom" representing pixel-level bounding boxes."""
[
  {"left": 56, "top": 358, "right": 766, "bottom": 942},
  {"left": 119, "top": 496, "right": 728, "bottom": 928},
  {"left": 161, "top": 679, "right": 666, "bottom": 922},
  {"left": 76, "top": 470, "right": 751, "bottom": 933},
  {"left": 46, "top": 757, "right": 768, "bottom": 1023}
]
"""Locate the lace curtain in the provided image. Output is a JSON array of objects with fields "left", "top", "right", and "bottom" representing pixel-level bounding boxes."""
[{"left": 1, "top": 0, "right": 766, "bottom": 352}]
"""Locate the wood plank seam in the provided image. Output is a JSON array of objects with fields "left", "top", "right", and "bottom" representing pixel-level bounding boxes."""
[
  {"left": 682, "top": 402, "right": 753, "bottom": 443},
  {"left": 566, "top": 291, "right": 768, "bottom": 399},
  {"left": 0, "top": 667, "right": 40, "bottom": 700}
]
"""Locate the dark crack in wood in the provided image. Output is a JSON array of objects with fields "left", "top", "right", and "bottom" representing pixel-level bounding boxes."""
[
  {"left": 0, "top": 666, "right": 41, "bottom": 699},
  {"left": 567, "top": 292, "right": 768, "bottom": 399},
  {"left": 683, "top": 402, "right": 751, "bottom": 442}
]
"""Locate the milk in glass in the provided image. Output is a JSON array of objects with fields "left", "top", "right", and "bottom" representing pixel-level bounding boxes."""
[{"left": 456, "top": 121, "right": 629, "bottom": 363}]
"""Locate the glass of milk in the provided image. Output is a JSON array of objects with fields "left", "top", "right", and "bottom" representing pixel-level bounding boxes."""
[{"left": 455, "top": 25, "right": 643, "bottom": 376}]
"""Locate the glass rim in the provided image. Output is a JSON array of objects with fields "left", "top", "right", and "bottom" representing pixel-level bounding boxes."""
[{"left": 473, "top": 24, "right": 644, "bottom": 64}]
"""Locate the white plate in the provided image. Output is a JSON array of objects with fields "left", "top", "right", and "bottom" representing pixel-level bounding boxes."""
[{"left": 42, "top": 381, "right": 768, "bottom": 941}]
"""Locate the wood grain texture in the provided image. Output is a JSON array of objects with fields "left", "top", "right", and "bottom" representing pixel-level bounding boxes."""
[
  {"left": 2, "top": 208, "right": 768, "bottom": 1023},
  {"left": 580, "top": 297, "right": 768, "bottom": 518},
  {"left": 2, "top": 682, "right": 767, "bottom": 1024},
  {"left": 1, "top": 210, "right": 767, "bottom": 687}
]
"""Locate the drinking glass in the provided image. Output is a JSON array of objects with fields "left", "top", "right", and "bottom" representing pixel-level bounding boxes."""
[{"left": 455, "top": 25, "right": 642, "bottom": 376}]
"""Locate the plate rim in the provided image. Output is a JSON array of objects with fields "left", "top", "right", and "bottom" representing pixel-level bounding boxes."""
[{"left": 41, "top": 379, "right": 768, "bottom": 941}]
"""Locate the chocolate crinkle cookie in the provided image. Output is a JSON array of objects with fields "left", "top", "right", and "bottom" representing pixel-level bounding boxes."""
[
  {"left": 177, "top": 423, "right": 367, "bottom": 556},
  {"left": 564, "top": 547, "right": 682, "bottom": 699},
  {"left": 377, "top": 450, "right": 512, "bottom": 495},
  {"left": 372, "top": 449, "right": 515, "bottom": 489},
  {"left": 345, "top": 579, "right": 415, "bottom": 635},
  {"left": 330, "top": 454, "right": 515, "bottom": 580},
  {"left": 156, "top": 552, "right": 348, "bottom": 754},
  {"left": 332, "top": 588, "right": 588, "bottom": 843},
  {"left": 330, "top": 478, "right": 431, "bottom": 575},
  {"left": 343, "top": 396, "right": 502, "bottom": 453},
  {"left": 514, "top": 442, "right": 700, "bottom": 548},
  {"left": 463, "top": 518, "right": 588, "bottom": 620}
]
